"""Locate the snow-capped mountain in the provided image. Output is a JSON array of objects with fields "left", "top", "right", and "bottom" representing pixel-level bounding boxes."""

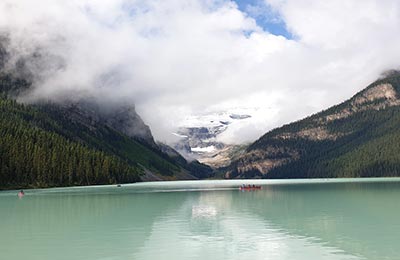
[{"left": 171, "top": 110, "right": 253, "bottom": 168}]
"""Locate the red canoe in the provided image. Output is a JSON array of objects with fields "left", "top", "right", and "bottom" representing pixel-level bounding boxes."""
[{"left": 239, "top": 186, "right": 262, "bottom": 190}]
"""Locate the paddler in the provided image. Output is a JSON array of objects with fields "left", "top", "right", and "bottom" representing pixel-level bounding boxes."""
[{"left": 18, "top": 190, "right": 24, "bottom": 198}]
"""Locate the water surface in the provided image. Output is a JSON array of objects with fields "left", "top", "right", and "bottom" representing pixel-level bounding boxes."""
[{"left": 1, "top": 178, "right": 400, "bottom": 260}]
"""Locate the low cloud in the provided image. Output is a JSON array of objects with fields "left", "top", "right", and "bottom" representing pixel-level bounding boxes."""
[{"left": 1, "top": 0, "right": 400, "bottom": 144}]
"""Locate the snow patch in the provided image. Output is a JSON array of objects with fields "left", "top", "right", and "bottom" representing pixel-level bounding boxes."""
[
  {"left": 172, "top": 132, "right": 188, "bottom": 138},
  {"left": 191, "top": 146, "right": 216, "bottom": 153}
]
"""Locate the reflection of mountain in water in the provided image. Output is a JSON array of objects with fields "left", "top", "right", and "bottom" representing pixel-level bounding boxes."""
[{"left": 135, "top": 190, "right": 361, "bottom": 260}]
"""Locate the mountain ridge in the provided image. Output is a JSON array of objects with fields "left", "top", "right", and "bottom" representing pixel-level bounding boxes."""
[{"left": 226, "top": 71, "right": 400, "bottom": 178}]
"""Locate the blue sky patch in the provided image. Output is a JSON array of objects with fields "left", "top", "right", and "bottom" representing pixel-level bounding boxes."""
[{"left": 233, "top": 0, "right": 293, "bottom": 39}]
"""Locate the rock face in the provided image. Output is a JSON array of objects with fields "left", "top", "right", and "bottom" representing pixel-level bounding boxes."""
[
  {"left": 59, "top": 99, "right": 157, "bottom": 148},
  {"left": 100, "top": 105, "right": 157, "bottom": 148},
  {"left": 173, "top": 125, "right": 231, "bottom": 168},
  {"left": 199, "top": 144, "right": 246, "bottom": 169},
  {"left": 274, "top": 127, "right": 342, "bottom": 141},
  {"left": 227, "top": 148, "right": 298, "bottom": 178},
  {"left": 227, "top": 73, "right": 400, "bottom": 178},
  {"left": 0, "top": 38, "right": 7, "bottom": 69},
  {"left": 174, "top": 125, "right": 225, "bottom": 151},
  {"left": 321, "top": 83, "right": 400, "bottom": 122}
]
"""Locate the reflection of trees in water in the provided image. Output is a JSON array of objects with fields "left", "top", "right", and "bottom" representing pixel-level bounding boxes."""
[{"left": 0, "top": 191, "right": 188, "bottom": 260}]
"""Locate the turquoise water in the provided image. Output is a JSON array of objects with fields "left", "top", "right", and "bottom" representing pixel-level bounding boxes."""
[{"left": 1, "top": 178, "right": 400, "bottom": 260}]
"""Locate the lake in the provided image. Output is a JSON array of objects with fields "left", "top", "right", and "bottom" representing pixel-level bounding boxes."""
[{"left": 1, "top": 178, "right": 400, "bottom": 260}]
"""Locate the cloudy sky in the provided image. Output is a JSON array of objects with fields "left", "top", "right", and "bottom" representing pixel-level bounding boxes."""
[{"left": 1, "top": 0, "right": 400, "bottom": 144}]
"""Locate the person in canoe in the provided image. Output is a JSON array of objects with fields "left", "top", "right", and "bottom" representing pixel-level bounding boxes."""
[
  {"left": 18, "top": 190, "right": 24, "bottom": 198},
  {"left": 239, "top": 185, "right": 262, "bottom": 190}
]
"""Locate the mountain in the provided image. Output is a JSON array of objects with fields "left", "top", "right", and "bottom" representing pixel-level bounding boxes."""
[
  {"left": 171, "top": 112, "right": 251, "bottom": 168},
  {"left": 226, "top": 71, "right": 400, "bottom": 179},
  {"left": 0, "top": 45, "right": 212, "bottom": 189}
]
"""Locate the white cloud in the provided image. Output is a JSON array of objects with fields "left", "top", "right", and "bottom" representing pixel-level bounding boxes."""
[{"left": 1, "top": 0, "right": 400, "bottom": 144}]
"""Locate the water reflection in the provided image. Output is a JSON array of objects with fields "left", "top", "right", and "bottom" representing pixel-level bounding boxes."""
[
  {"left": 1, "top": 179, "right": 400, "bottom": 260},
  {"left": 192, "top": 205, "right": 218, "bottom": 218},
  {"left": 0, "top": 192, "right": 188, "bottom": 260},
  {"left": 242, "top": 182, "right": 400, "bottom": 260},
  {"left": 134, "top": 191, "right": 360, "bottom": 260}
]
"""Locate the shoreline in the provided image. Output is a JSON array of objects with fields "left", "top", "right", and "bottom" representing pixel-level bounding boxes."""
[{"left": 2, "top": 176, "right": 400, "bottom": 193}]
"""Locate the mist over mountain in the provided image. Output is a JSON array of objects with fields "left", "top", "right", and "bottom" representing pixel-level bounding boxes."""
[
  {"left": 2, "top": 0, "right": 400, "bottom": 144},
  {"left": 226, "top": 71, "right": 400, "bottom": 179},
  {"left": 0, "top": 41, "right": 213, "bottom": 189}
]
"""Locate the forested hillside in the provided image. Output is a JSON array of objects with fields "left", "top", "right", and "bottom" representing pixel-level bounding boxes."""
[
  {"left": 0, "top": 93, "right": 142, "bottom": 188},
  {"left": 0, "top": 55, "right": 212, "bottom": 189},
  {"left": 227, "top": 71, "right": 400, "bottom": 179}
]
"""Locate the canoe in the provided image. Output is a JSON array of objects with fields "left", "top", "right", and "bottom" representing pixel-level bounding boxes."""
[{"left": 239, "top": 186, "right": 262, "bottom": 190}]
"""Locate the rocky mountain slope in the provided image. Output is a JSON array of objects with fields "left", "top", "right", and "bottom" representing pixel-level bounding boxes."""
[
  {"left": 172, "top": 112, "right": 251, "bottom": 168},
  {"left": 58, "top": 99, "right": 158, "bottom": 148},
  {"left": 226, "top": 71, "right": 400, "bottom": 178}
]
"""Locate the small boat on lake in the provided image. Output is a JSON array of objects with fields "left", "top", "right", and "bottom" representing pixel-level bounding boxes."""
[{"left": 239, "top": 185, "right": 262, "bottom": 191}]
